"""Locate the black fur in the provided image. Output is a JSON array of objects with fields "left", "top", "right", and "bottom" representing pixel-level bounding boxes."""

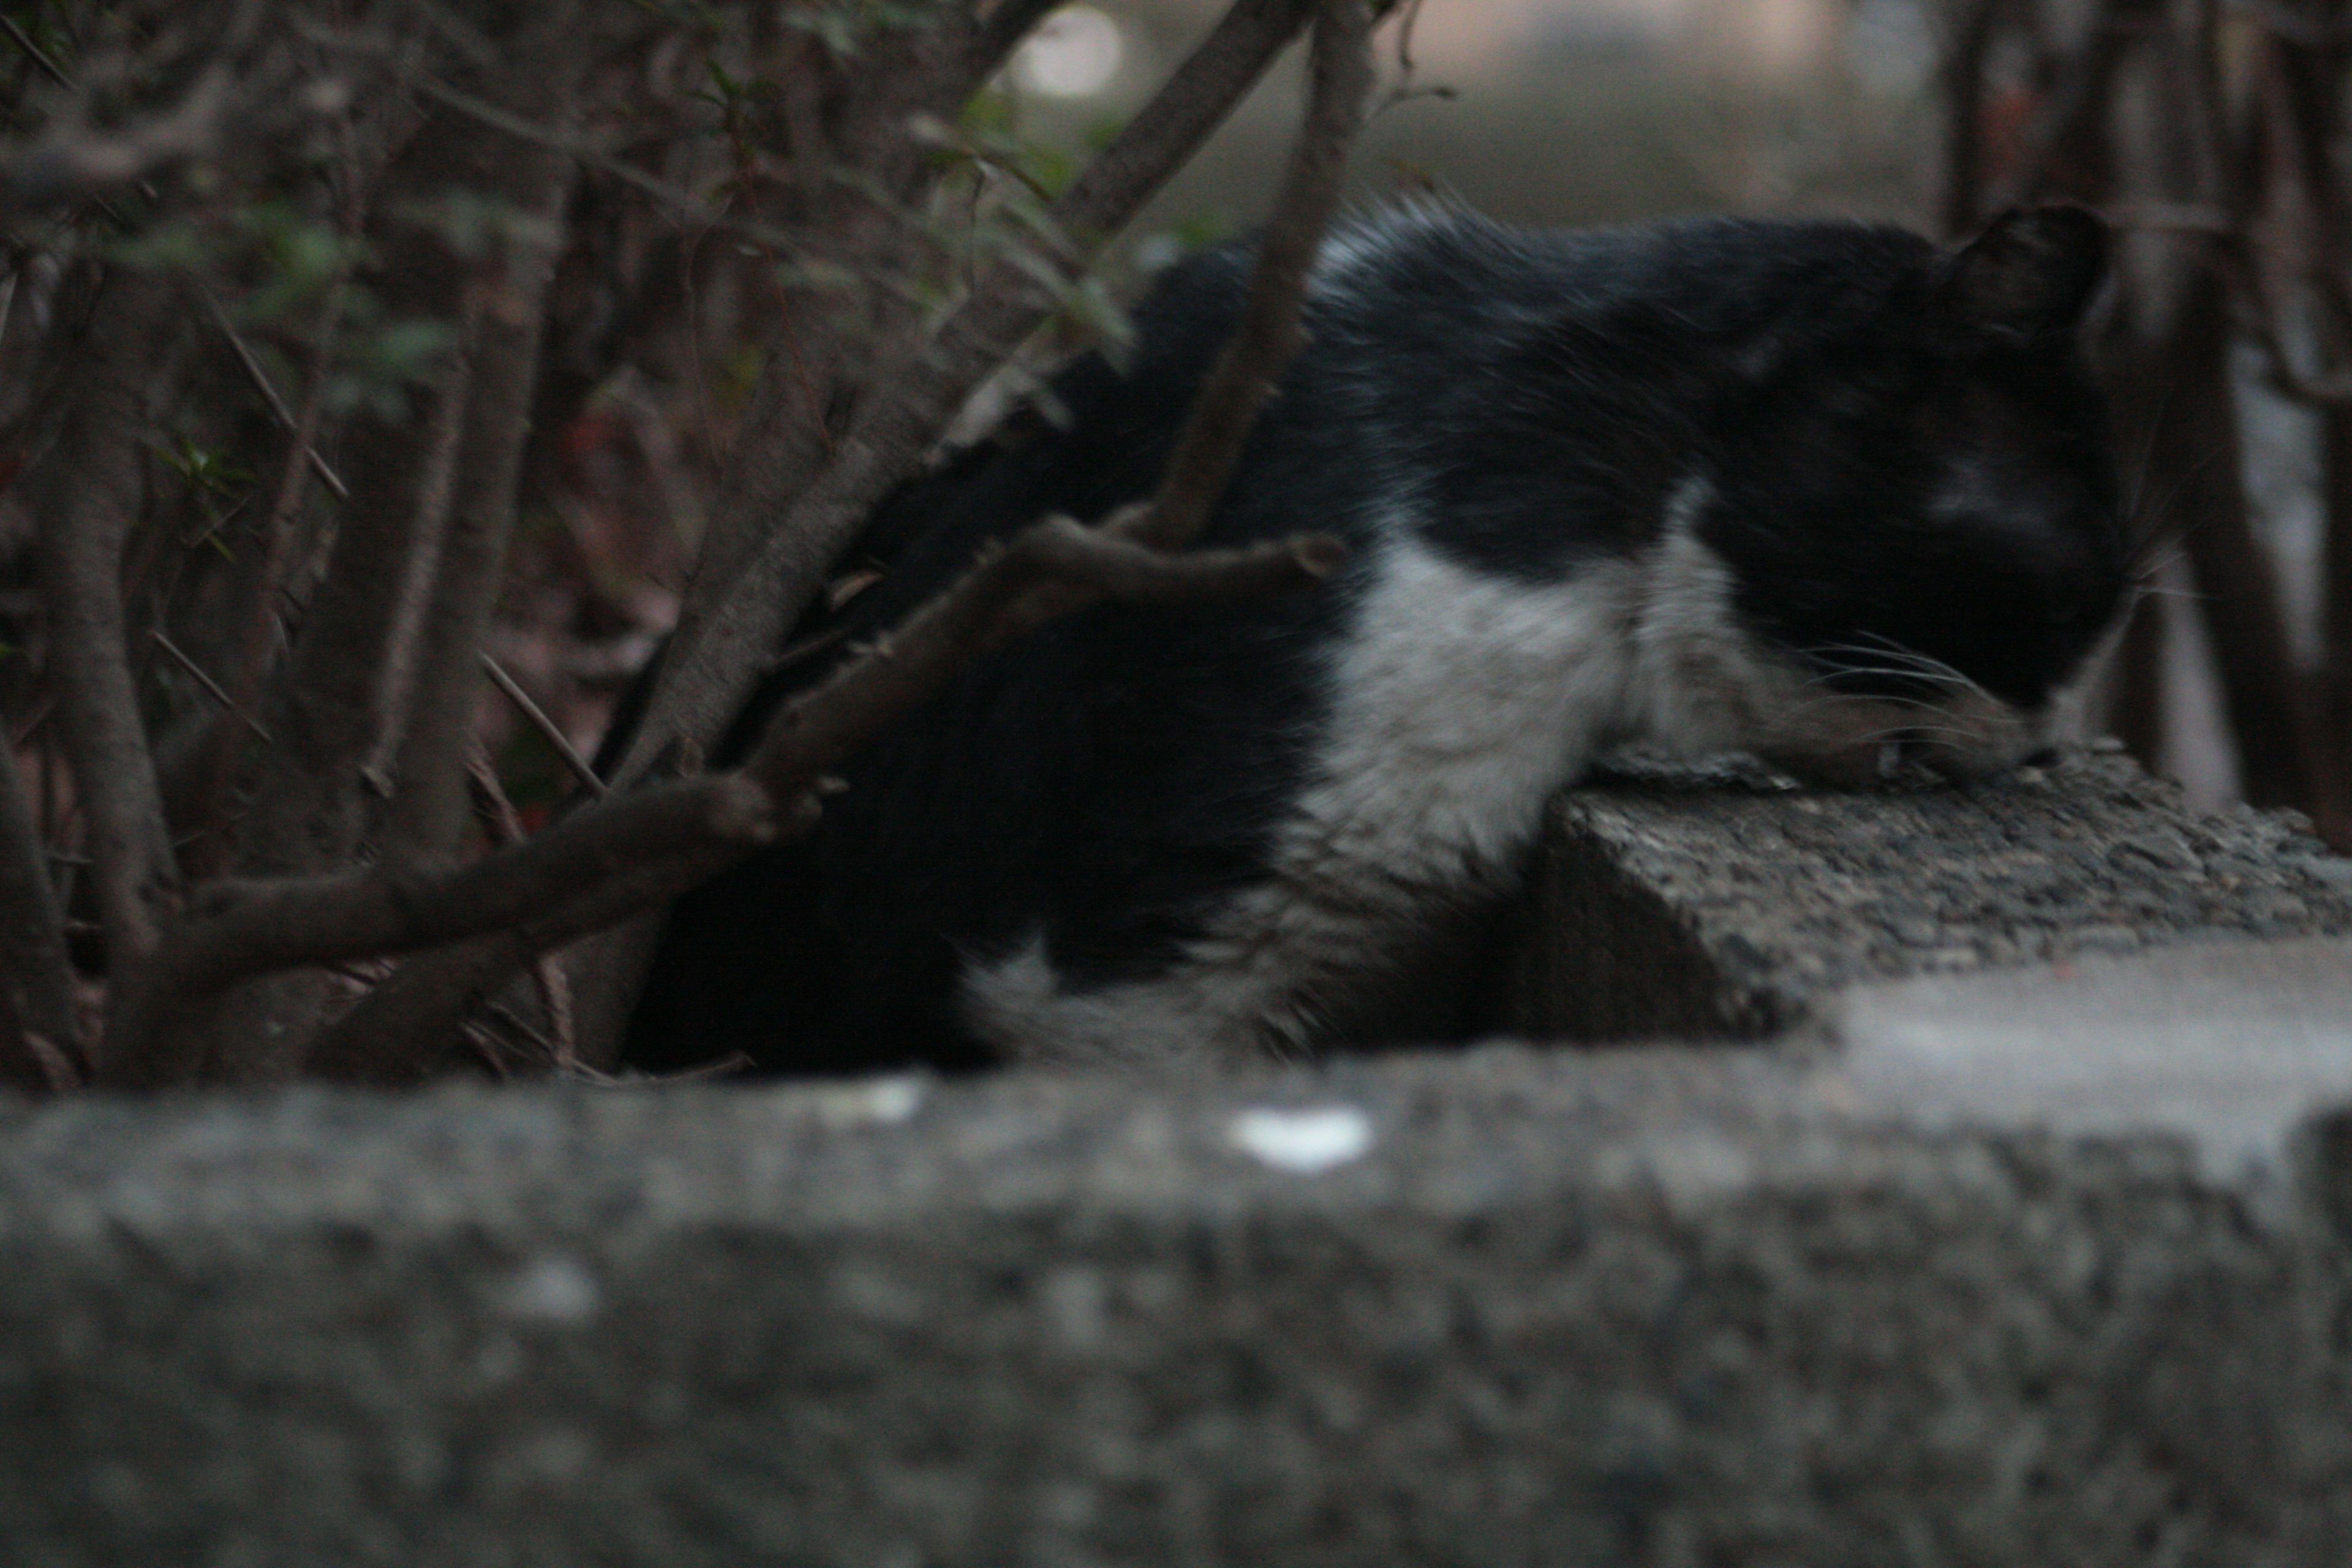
[{"left": 620, "top": 205, "right": 2127, "bottom": 1077}]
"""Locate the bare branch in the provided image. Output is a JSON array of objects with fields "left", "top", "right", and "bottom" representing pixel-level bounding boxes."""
[
  {"left": 483, "top": 653, "right": 608, "bottom": 802},
  {"left": 382, "top": 129, "right": 581, "bottom": 866},
  {"left": 747, "top": 522, "right": 1344, "bottom": 802},
  {"left": 107, "top": 522, "right": 1340, "bottom": 1087},
  {"left": 2116, "top": 278, "right": 2329, "bottom": 810},
  {"left": 181, "top": 288, "right": 345, "bottom": 875},
  {"left": 624, "top": 0, "right": 1321, "bottom": 784},
  {"left": 1939, "top": 1, "right": 2008, "bottom": 233},
  {"left": 205, "top": 288, "right": 348, "bottom": 500},
  {"left": 101, "top": 773, "right": 782, "bottom": 1088},
  {"left": 1125, "top": 0, "right": 1374, "bottom": 552},
  {"left": 150, "top": 630, "right": 271, "bottom": 743},
  {"left": 27, "top": 262, "right": 188, "bottom": 970}
]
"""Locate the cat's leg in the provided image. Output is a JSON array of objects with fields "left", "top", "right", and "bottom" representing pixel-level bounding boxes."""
[{"left": 957, "top": 868, "right": 1449, "bottom": 1068}]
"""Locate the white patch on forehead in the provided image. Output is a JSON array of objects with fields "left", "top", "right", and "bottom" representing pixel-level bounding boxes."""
[{"left": 965, "top": 530, "right": 1641, "bottom": 1066}]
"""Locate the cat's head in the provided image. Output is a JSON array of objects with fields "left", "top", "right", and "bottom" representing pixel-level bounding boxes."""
[{"left": 1659, "top": 205, "right": 2130, "bottom": 785}]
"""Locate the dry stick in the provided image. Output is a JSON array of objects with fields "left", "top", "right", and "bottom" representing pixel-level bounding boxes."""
[
  {"left": 149, "top": 630, "right": 271, "bottom": 743},
  {"left": 567, "top": 0, "right": 1320, "bottom": 1065},
  {"left": 204, "top": 288, "right": 348, "bottom": 499},
  {"left": 28, "top": 263, "right": 187, "bottom": 971},
  {"left": 323, "top": 0, "right": 1375, "bottom": 1084},
  {"left": 624, "top": 0, "right": 1319, "bottom": 787},
  {"left": 2269, "top": 21, "right": 2352, "bottom": 845},
  {"left": 2161, "top": 11, "right": 2334, "bottom": 822},
  {"left": 745, "top": 524, "right": 1346, "bottom": 806},
  {"left": 118, "top": 527, "right": 1340, "bottom": 1088},
  {"left": 181, "top": 294, "right": 340, "bottom": 876},
  {"left": 481, "top": 654, "right": 606, "bottom": 800},
  {"left": 195, "top": 255, "right": 483, "bottom": 1081},
  {"left": 0, "top": 729, "right": 80, "bottom": 1089},
  {"left": 380, "top": 81, "right": 583, "bottom": 870},
  {"left": 1120, "top": 0, "right": 1371, "bottom": 554}
]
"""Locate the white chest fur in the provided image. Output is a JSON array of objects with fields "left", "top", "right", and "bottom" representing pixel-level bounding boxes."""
[{"left": 962, "top": 530, "right": 1655, "bottom": 1067}]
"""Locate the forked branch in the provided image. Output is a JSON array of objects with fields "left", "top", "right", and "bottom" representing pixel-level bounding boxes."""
[
  {"left": 301, "top": 0, "right": 1379, "bottom": 1083},
  {"left": 108, "top": 524, "right": 1342, "bottom": 1085}
]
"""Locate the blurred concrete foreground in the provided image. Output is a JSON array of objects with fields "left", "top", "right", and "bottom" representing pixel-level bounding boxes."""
[{"left": 7, "top": 752, "right": 2352, "bottom": 1563}]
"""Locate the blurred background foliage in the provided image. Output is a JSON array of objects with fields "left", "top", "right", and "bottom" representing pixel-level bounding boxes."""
[{"left": 1, "top": 0, "right": 2342, "bottom": 871}]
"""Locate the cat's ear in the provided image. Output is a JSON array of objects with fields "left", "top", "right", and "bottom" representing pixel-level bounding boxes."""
[{"left": 1932, "top": 205, "right": 2108, "bottom": 350}]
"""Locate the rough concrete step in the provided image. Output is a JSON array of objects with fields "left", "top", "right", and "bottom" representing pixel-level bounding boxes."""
[
  {"left": 11, "top": 753, "right": 2352, "bottom": 1564},
  {"left": 6, "top": 978, "right": 2352, "bottom": 1565},
  {"left": 1494, "top": 748, "right": 2352, "bottom": 1040}
]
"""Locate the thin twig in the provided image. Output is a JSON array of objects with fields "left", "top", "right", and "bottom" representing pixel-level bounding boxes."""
[
  {"left": 150, "top": 629, "right": 272, "bottom": 742},
  {"left": 483, "top": 653, "right": 607, "bottom": 799},
  {"left": 1122, "top": 0, "right": 1373, "bottom": 552},
  {"left": 106, "top": 526, "right": 1338, "bottom": 1087},
  {"left": 203, "top": 288, "right": 348, "bottom": 499},
  {"left": 620, "top": 0, "right": 1321, "bottom": 785},
  {"left": 0, "top": 16, "right": 74, "bottom": 89}
]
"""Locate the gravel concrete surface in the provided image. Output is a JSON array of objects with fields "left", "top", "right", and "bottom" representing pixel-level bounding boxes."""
[
  {"left": 8, "top": 753, "right": 2352, "bottom": 1565},
  {"left": 1497, "top": 748, "right": 2352, "bottom": 1039}
]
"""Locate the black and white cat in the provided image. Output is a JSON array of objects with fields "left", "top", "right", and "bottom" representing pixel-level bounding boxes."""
[{"left": 622, "top": 202, "right": 2128, "bottom": 1077}]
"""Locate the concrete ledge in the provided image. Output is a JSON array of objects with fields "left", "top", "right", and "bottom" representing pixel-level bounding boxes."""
[
  {"left": 13, "top": 755, "right": 2352, "bottom": 1564},
  {"left": 1496, "top": 750, "right": 2352, "bottom": 1040},
  {"left": 7, "top": 1029, "right": 2352, "bottom": 1565}
]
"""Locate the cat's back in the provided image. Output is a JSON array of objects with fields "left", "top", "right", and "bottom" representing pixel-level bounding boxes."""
[{"left": 622, "top": 203, "right": 2107, "bottom": 1078}]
